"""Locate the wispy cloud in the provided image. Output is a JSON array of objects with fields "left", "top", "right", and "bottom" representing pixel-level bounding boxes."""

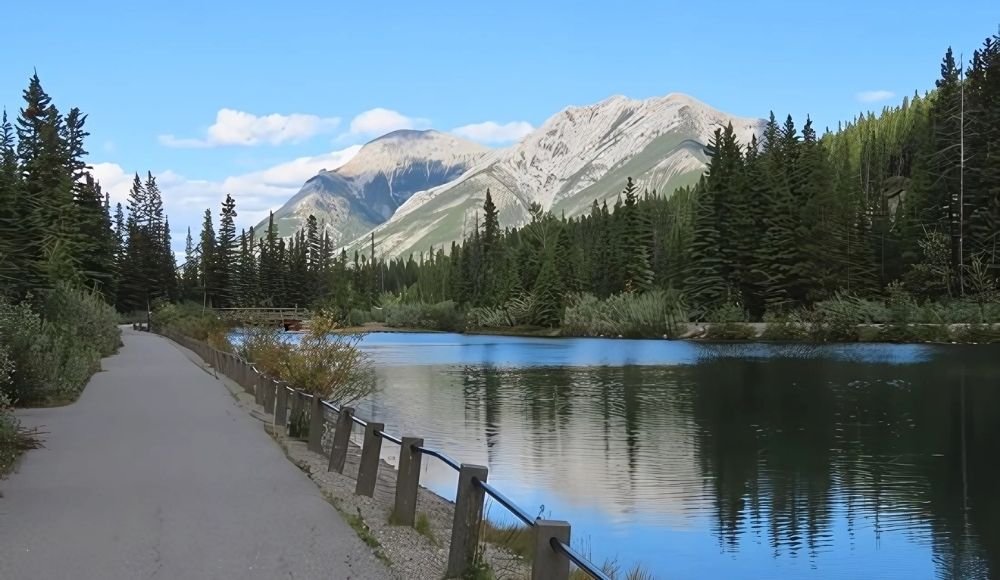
[
  {"left": 856, "top": 90, "right": 895, "bottom": 103},
  {"left": 159, "top": 109, "right": 341, "bottom": 148},
  {"left": 90, "top": 145, "right": 362, "bottom": 241},
  {"left": 343, "top": 108, "right": 430, "bottom": 139},
  {"left": 452, "top": 120, "right": 534, "bottom": 144}
]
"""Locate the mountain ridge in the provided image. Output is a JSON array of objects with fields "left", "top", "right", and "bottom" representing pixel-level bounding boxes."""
[
  {"left": 346, "top": 92, "right": 764, "bottom": 258},
  {"left": 253, "top": 129, "right": 488, "bottom": 244}
]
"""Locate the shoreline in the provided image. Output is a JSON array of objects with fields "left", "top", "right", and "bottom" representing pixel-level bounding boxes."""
[
  {"left": 323, "top": 321, "right": 1000, "bottom": 345},
  {"left": 194, "top": 340, "right": 530, "bottom": 579}
]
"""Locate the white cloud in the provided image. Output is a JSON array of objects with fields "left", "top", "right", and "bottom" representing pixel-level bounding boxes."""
[
  {"left": 90, "top": 162, "right": 135, "bottom": 206},
  {"left": 346, "top": 108, "right": 430, "bottom": 137},
  {"left": 90, "top": 145, "right": 362, "bottom": 247},
  {"left": 160, "top": 108, "right": 342, "bottom": 148},
  {"left": 452, "top": 120, "right": 534, "bottom": 144},
  {"left": 856, "top": 90, "right": 895, "bottom": 103}
]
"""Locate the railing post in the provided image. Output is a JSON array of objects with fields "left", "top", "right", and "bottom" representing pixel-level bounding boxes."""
[
  {"left": 355, "top": 421, "right": 383, "bottom": 497},
  {"left": 446, "top": 464, "right": 489, "bottom": 578},
  {"left": 262, "top": 375, "right": 275, "bottom": 415},
  {"left": 328, "top": 406, "right": 355, "bottom": 473},
  {"left": 532, "top": 520, "right": 571, "bottom": 580},
  {"left": 308, "top": 395, "right": 324, "bottom": 453},
  {"left": 392, "top": 437, "right": 423, "bottom": 526},
  {"left": 274, "top": 382, "right": 288, "bottom": 427},
  {"left": 288, "top": 390, "right": 303, "bottom": 436}
]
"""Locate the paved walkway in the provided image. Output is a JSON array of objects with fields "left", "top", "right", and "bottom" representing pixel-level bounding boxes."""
[{"left": 0, "top": 328, "right": 391, "bottom": 580}]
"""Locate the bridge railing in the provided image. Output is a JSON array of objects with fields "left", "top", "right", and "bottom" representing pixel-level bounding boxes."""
[{"left": 158, "top": 329, "right": 610, "bottom": 580}]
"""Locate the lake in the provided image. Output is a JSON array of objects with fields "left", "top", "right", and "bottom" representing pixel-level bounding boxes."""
[{"left": 346, "top": 333, "right": 999, "bottom": 579}]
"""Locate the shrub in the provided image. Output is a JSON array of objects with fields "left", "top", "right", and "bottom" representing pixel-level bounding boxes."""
[
  {"left": 384, "top": 301, "right": 464, "bottom": 332},
  {"left": 467, "top": 294, "right": 536, "bottom": 329},
  {"left": 231, "top": 314, "right": 377, "bottom": 405},
  {"left": 760, "top": 310, "right": 810, "bottom": 341},
  {"left": 0, "top": 284, "right": 119, "bottom": 403},
  {"left": 705, "top": 322, "right": 757, "bottom": 340},
  {"left": 562, "top": 290, "right": 686, "bottom": 338},
  {"left": 1, "top": 389, "right": 21, "bottom": 474},
  {"left": 152, "top": 301, "right": 231, "bottom": 342}
]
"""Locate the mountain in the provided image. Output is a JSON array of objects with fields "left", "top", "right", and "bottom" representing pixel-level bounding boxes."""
[
  {"left": 347, "top": 93, "right": 765, "bottom": 259},
  {"left": 254, "top": 130, "right": 489, "bottom": 244}
]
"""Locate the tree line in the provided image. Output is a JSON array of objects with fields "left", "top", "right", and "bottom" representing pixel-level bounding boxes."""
[{"left": 179, "top": 33, "right": 999, "bottom": 327}]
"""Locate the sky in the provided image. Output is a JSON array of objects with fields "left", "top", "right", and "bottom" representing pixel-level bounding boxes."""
[{"left": 2, "top": 0, "right": 997, "bottom": 255}]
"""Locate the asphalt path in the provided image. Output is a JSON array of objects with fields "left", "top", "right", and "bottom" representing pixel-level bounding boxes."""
[{"left": 0, "top": 327, "right": 391, "bottom": 579}]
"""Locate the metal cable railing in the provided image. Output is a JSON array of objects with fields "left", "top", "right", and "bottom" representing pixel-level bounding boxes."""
[
  {"left": 413, "top": 444, "right": 461, "bottom": 472},
  {"left": 552, "top": 538, "right": 613, "bottom": 580},
  {"left": 375, "top": 429, "right": 402, "bottom": 445},
  {"left": 165, "top": 331, "right": 610, "bottom": 580},
  {"left": 477, "top": 479, "right": 537, "bottom": 527}
]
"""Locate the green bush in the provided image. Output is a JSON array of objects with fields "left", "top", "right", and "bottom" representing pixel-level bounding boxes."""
[
  {"left": 760, "top": 311, "right": 810, "bottom": 341},
  {"left": 562, "top": 290, "right": 686, "bottom": 338},
  {"left": 467, "top": 295, "right": 536, "bottom": 329},
  {"left": 152, "top": 301, "right": 230, "bottom": 342},
  {"left": 951, "top": 323, "right": 1000, "bottom": 343},
  {"left": 1, "top": 389, "right": 20, "bottom": 474},
  {"left": 0, "top": 284, "right": 119, "bottom": 404},
  {"left": 705, "top": 323, "right": 757, "bottom": 340},
  {"left": 384, "top": 301, "right": 464, "bottom": 332}
]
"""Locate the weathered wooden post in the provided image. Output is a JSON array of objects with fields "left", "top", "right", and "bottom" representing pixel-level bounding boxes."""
[
  {"left": 328, "top": 406, "right": 355, "bottom": 473},
  {"left": 288, "top": 390, "right": 303, "bottom": 437},
  {"left": 355, "top": 421, "right": 383, "bottom": 497},
  {"left": 392, "top": 437, "right": 423, "bottom": 526},
  {"left": 262, "top": 373, "right": 275, "bottom": 415},
  {"left": 308, "top": 395, "right": 324, "bottom": 453},
  {"left": 532, "top": 520, "right": 571, "bottom": 580},
  {"left": 274, "top": 381, "right": 288, "bottom": 427},
  {"left": 446, "top": 464, "right": 489, "bottom": 578}
]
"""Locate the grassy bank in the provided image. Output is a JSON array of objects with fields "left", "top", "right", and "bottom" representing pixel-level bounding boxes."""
[{"left": 347, "top": 292, "right": 1000, "bottom": 344}]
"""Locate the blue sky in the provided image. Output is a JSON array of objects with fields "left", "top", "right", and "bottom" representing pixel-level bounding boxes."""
[{"left": 2, "top": 0, "right": 997, "bottom": 251}]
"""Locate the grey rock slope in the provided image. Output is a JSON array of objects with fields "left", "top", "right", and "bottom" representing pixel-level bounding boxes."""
[
  {"left": 255, "top": 129, "right": 489, "bottom": 245},
  {"left": 349, "top": 93, "right": 764, "bottom": 259}
]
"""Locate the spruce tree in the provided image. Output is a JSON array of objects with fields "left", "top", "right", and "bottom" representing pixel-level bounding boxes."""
[
  {"left": 217, "top": 194, "right": 238, "bottom": 307},
  {"left": 199, "top": 209, "right": 217, "bottom": 307},
  {"left": 620, "top": 177, "right": 654, "bottom": 293}
]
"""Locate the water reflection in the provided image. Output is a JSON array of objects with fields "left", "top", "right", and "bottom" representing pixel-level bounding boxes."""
[{"left": 355, "top": 334, "right": 999, "bottom": 579}]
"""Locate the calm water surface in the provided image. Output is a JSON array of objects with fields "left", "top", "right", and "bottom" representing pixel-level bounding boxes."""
[{"left": 348, "top": 333, "right": 999, "bottom": 579}]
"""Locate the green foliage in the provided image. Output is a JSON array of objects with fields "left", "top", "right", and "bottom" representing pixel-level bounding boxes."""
[
  {"left": 0, "top": 284, "right": 120, "bottom": 403},
  {"left": 562, "top": 290, "right": 686, "bottom": 338},
  {"left": 152, "top": 301, "right": 231, "bottom": 342},
  {"left": 383, "top": 301, "right": 464, "bottom": 332},
  {"left": 702, "top": 302, "right": 757, "bottom": 341}
]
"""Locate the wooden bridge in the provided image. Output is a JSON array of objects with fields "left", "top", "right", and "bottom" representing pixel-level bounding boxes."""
[{"left": 214, "top": 307, "right": 309, "bottom": 331}]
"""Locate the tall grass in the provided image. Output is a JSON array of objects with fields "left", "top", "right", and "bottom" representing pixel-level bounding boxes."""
[{"left": 562, "top": 290, "right": 686, "bottom": 338}]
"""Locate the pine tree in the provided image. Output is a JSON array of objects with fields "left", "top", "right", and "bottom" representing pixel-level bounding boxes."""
[
  {"left": 216, "top": 194, "right": 238, "bottom": 307},
  {"left": 686, "top": 134, "right": 728, "bottom": 316},
  {"left": 199, "top": 209, "right": 217, "bottom": 307},
  {"left": 620, "top": 177, "right": 654, "bottom": 293},
  {"left": 182, "top": 227, "right": 198, "bottom": 300}
]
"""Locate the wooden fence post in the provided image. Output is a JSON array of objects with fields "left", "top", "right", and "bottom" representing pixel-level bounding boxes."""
[
  {"left": 308, "top": 395, "right": 324, "bottom": 453},
  {"left": 392, "top": 437, "right": 423, "bottom": 526},
  {"left": 446, "top": 464, "right": 489, "bottom": 578},
  {"left": 328, "top": 406, "right": 355, "bottom": 473},
  {"left": 262, "top": 374, "right": 275, "bottom": 415},
  {"left": 288, "top": 390, "right": 303, "bottom": 436},
  {"left": 274, "top": 381, "right": 288, "bottom": 427},
  {"left": 532, "top": 520, "right": 571, "bottom": 580},
  {"left": 355, "top": 421, "right": 383, "bottom": 497}
]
